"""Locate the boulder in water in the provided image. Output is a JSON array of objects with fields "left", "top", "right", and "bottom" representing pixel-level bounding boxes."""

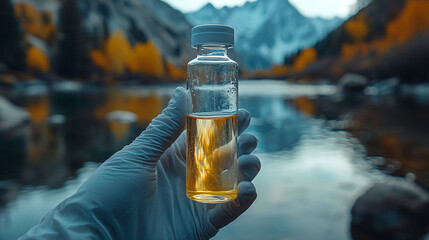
[
  {"left": 337, "top": 73, "right": 369, "bottom": 94},
  {"left": 105, "top": 110, "right": 138, "bottom": 123},
  {"left": 351, "top": 179, "right": 429, "bottom": 240},
  {"left": 0, "top": 96, "right": 30, "bottom": 131}
]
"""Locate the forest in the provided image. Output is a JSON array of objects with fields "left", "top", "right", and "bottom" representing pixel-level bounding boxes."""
[
  {"left": 0, "top": 0, "right": 186, "bottom": 84},
  {"left": 1, "top": 0, "right": 429, "bottom": 84},
  {"left": 278, "top": 0, "right": 429, "bottom": 83}
]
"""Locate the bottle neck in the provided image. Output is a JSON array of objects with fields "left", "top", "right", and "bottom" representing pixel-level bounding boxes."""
[{"left": 197, "top": 45, "right": 228, "bottom": 58}]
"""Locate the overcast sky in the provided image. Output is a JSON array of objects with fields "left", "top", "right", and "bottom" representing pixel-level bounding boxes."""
[{"left": 162, "top": 0, "right": 357, "bottom": 18}]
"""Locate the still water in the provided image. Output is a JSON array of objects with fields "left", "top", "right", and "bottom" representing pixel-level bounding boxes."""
[{"left": 1, "top": 80, "right": 428, "bottom": 239}]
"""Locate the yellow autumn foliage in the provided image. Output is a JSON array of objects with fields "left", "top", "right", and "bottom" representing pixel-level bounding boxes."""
[
  {"left": 127, "top": 41, "right": 164, "bottom": 77},
  {"left": 90, "top": 50, "right": 110, "bottom": 72},
  {"left": 370, "top": 38, "right": 392, "bottom": 54},
  {"left": 167, "top": 62, "right": 186, "bottom": 79},
  {"left": 345, "top": 14, "right": 369, "bottom": 42},
  {"left": 26, "top": 46, "right": 50, "bottom": 72},
  {"left": 90, "top": 31, "right": 165, "bottom": 77},
  {"left": 106, "top": 31, "right": 132, "bottom": 74},
  {"left": 386, "top": 0, "right": 429, "bottom": 44},
  {"left": 270, "top": 65, "right": 289, "bottom": 76},
  {"left": 341, "top": 42, "right": 370, "bottom": 61},
  {"left": 339, "top": 0, "right": 429, "bottom": 64},
  {"left": 293, "top": 48, "right": 317, "bottom": 71},
  {"left": 14, "top": 3, "right": 56, "bottom": 42}
]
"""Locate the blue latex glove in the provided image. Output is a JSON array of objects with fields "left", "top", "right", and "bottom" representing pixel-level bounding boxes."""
[{"left": 20, "top": 87, "right": 260, "bottom": 239}]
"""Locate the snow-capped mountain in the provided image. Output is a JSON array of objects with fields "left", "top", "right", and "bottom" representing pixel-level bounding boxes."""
[{"left": 186, "top": 0, "right": 343, "bottom": 69}]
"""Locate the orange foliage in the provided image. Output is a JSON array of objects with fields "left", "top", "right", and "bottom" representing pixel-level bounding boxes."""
[
  {"left": 294, "top": 96, "right": 315, "bottom": 116},
  {"left": 167, "top": 62, "right": 186, "bottom": 79},
  {"left": 245, "top": 69, "right": 270, "bottom": 78},
  {"left": 371, "top": 38, "right": 392, "bottom": 54},
  {"left": 293, "top": 48, "right": 317, "bottom": 71},
  {"left": 339, "top": 0, "right": 429, "bottom": 64},
  {"left": 341, "top": 42, "right": 370, "bottom": 61},
  {"left": 90, "top": 31, "right": 165, "bottom": 77},
  {"left": 127, "top": 41, "right": 164, "bottom": 77},
  {"left": 25, "top": 95, "right": 50, "bottom": 124},
  {"left": 341, "top": 44, "right": 357, "bottom": 61},
  {"left": 26, "top": 46, "right": 50, "bottom": 72},
  {"left": 386, "top": 0, "right": 429, "bottom": 44},
  {"left": 345, "top": 14, "right": 369, "bottom": 42},
  {"left": 246, "top": 65, "right": 290, "bottom": 78},
  {"left": 90, "top": 50, "right": 110, "bottom": 72},
  {"left": 270, "top": 65, "right": 289, "bottom": 76},
  {"left": 106, "top": 31, "right": 132, "bottom": 74},
  {"left": 14, "top": 3, "right": 56, "bottom": 42}
]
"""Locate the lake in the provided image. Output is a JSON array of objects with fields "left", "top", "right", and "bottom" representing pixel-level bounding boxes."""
[{"left": 1, "top": 80, "right": 428, "bottom": 240}]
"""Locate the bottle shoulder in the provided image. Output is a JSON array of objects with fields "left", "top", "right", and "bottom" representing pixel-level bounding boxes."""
[{"left": 188, "top": 56, "right": 238, "bottom": 67}]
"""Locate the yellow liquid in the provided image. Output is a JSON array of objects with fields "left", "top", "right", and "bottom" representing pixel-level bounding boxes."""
[{"left": 186, "top": 114, "right": 238, "bottom": 203}]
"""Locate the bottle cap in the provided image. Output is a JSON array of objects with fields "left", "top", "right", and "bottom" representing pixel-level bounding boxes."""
[{"left": 191, "top": 24, "right": 234, "bottom": 48}]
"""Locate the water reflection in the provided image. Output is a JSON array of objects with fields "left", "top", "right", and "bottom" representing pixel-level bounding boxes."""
[
  {"left": 22, "top": 123, "right": 67, "bottom": 187},
  {"left": 240, "top": 96, "right": 303, "bottom": 152},
  {"left": 0, "top": 163, "right": 99, "bottom": 240},
  {"left": 24, "top": 94, "right": 50, "bottom": 124},
  {"left": 216, "top": 89, "right": 376, "bottom": 240},
  {"left": 0, "top": 84, "right": 175, "bottom": 206},
  {"left": 308, "top": 94, "right": 429, "bottom": 191},
  {"left": 94, "top": 88, "right": 164, "bottom": 124},
  {"left": 1, "top": 80, "right": 429, "bottom": 239}
]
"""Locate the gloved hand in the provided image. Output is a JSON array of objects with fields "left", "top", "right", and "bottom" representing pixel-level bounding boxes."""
[{"left": 20, "top": 87, "right": 261, "bottom": 240}]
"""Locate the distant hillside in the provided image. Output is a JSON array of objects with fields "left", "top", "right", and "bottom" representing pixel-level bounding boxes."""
[
  {"left": 186, "top": 0, "right": 342, "bottom": 69},
  {"left": 312, "top": 0, "right": 405, "bottom": 57},
  {"left": 2, "top": 0, "right": 192, "bottom": 81},
  {"left": 283, "top": 0, "right": 429, "bottom": 83}
]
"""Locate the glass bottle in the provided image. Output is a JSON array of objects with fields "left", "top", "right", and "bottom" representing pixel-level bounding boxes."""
[{"left": 186, "top": 24, "right": 238, "bottom": 203}]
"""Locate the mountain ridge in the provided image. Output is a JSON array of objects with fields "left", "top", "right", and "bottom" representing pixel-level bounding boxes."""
[
  {"left": 186, "top": 0, "right": 342, "bottom": 69},
  {"left": 11, "top": 0, "right": 194, "bottom": 73}
]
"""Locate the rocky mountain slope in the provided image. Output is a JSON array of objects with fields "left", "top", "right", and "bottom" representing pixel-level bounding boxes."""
[
  {"left": 186, "top": 0, "right": 342, "bottom": 69},
  {"left": 284, "top": 0, "right": 429, "bottom": 83},
  {"left": 13, "top": 0, "right": 194, "bottom": 68}
]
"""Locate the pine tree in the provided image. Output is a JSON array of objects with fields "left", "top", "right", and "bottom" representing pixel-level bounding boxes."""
[
  {"left": 0, "top": 0, "right": 25, "bottom": 71},
  {"left": 56, "top": 0, "right": 89, "bottom": 78}
]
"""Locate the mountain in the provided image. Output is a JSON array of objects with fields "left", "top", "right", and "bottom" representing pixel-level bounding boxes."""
[
  {"left": 12, "top": 0, "right": 194, "bottom": 70},
  {"left": 283, "top": 0, "right": 429, "bottom": 83},
  {"left": 186, "top": 0, "right": 342, "bottom": 69},
  {"left": 81, "top": 0, "right": 194, "bottom": 67}
]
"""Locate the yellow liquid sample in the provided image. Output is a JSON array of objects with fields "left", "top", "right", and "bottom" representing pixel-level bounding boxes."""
[{"left": 186, "top": 114, "right": 238, "bottom": 203}]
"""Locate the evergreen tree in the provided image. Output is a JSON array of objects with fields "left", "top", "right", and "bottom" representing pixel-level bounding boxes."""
[
  {"left": 0, "top": 0, "right": 25, "bottom": 71},
  {"left": 56, "top": 0, "right": 89, "bottom": 78}
]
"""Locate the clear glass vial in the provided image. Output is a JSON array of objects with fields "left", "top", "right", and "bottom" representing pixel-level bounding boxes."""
[{"left": 186, "top": 24, "right": 238, "bottom": 203}]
